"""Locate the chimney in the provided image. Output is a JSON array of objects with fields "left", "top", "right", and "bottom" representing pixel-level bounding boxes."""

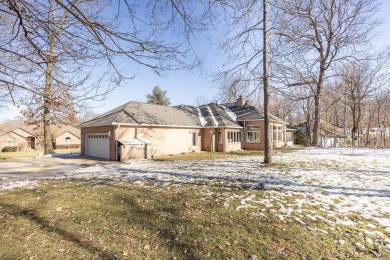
[{"left": 237, "top": 95, "right": 246, "bottom": 107}]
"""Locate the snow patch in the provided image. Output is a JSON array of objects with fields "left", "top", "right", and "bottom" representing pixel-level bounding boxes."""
[
  {"left": 222, "top": 105, "right": 237, "bottom": 121},
  {"left": 206, "top": 106, "right": 218, "bottom": 127},
  {"left": 197, "top": 108, "right": 207, "bottom": 126}
]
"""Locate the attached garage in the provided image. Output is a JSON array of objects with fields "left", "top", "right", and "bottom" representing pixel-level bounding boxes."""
[{"left": 85, "top": 133, "right": 110, "bottom": 159}]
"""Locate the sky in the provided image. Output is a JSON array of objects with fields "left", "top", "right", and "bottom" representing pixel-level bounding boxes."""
[{"left": 1, "top": 0, "right": 390, "bottom": 122}]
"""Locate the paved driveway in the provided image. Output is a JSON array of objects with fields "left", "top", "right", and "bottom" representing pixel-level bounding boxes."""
[{"left": 0, "top": 156, "right": 113, "bottom": 183}]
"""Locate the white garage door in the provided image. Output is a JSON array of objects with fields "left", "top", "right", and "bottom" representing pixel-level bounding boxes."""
[{"left": 86, "top": 133, "right": 110, "bottom": 159}]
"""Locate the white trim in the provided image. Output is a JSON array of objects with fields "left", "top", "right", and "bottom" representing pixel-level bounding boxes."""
[
  {"left": 82, "top": 123, "right": 243, "bottom": 129},
  {"left": 191, "top": 131, "right": 197, "bottom": 149},
  {"left": 206, "top": 106, "right": 219, "bottom": 127},
  {"left": 112, "top": 122, "right": 203, "bottom": 129}
]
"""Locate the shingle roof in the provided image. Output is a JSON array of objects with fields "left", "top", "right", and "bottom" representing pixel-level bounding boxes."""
[
  {"left": 54, "top": 125, "right": 81, "bottom": 138},
  {"left": 79, "top": 101, "right": 202, "bottom": 128},
  {"left": 224, "top": 103, "right": 288, "bottom": 123},
  {"left": 320, "top": 122, "right": 346, "bottom": 137},
  {"left": 0, "top": 120, "right": 36, "bottom": 137},
  {"left": 79, "top": 101, "right": 288, "bottom": 129},
  {"left": 196, "top": 103, "right": 242, "bottom": 128},
  {"left": 0, "top": 120, "right": 80, "bottom": 139}
]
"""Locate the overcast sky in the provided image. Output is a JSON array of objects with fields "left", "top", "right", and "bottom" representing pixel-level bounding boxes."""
[{"left": 2, "top": 0, "right": 390, "bottom": 122}]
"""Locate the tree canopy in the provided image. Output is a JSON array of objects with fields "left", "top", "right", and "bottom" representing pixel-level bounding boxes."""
[{"left": 146, "top": 86, "right": 171, "bottom": 106}]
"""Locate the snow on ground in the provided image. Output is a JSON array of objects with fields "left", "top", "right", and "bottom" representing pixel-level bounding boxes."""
[{"left": 2, "top": 147, "right": 390, "bottom": 249}]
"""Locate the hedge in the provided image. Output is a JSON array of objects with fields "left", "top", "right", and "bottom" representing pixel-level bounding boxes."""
[
  {"left": 1, "top": 146, "right": 18, "bottom": 152},
  {"left": 54, "top": 144, "right": 80, "bottom": 149}
]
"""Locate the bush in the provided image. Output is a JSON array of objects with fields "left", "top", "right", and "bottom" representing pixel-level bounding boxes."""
[
  {"left": 54, "top": 144, "right": 80, "bottom": 149},
  {"left": 294, "top": 129, "right": 306, "bottom": 146},
  {"left": 1, "top": 146, "right": 18, "bottom": 152}
]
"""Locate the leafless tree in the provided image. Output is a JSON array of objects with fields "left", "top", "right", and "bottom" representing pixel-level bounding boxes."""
[
  {"left": 78, "top": 103, "right": 100, "bottom": 123},
  {"left": 340, "top": 58, "right": 387, "bottom": 146},
  {"left": 1, "top": 0, "right": 210, "bottom": 154},
  {"left": 213, "top": 0, "right": 275, "bottom": 164},
  {"left": 272, "top": 0, "right": 381, "bottom": 146},
  {"left": 374, "top": 89, "right": 390, "bottom": 147}
]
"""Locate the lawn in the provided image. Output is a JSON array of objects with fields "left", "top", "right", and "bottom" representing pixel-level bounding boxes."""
[
  {"left": 155, "top": 150, "right": 265, "bottom": 161},
  {"left": 1, "top": 147, "right": 390, "bottom": 259},
  {"left": 0, "top": 148, "right": 80, "bottom": 159},
  {"left": 1, "top": 181, "right": 382, "bottom": 259}
]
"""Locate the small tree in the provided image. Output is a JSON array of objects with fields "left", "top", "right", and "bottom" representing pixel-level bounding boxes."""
[{"left": 146, "top": 86, "right": 171, "bottom": 106}]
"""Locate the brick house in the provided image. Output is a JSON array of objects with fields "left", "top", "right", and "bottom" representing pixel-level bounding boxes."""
[
  {"left": 79, "top": 97, "right": 288, "bottom": 161},
  {"left": 0, "top": 120, "right": 81, "bottom": 151}
]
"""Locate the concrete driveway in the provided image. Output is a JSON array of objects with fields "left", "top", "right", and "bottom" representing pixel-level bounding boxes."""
[{"left": 0, "top": 156, "right": 114, "bottom": 183}]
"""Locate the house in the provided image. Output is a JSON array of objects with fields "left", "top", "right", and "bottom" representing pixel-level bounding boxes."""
[
  {"left": 297, "top": 121, "right": 347, "bottom": 148},
  {"left": 0, "top": 120, "right": 81, "bottom": 151},
  {"left": 0, "top": 120, "right": 36, "bottom": 151},
  {"left": 51, "top": 125, "right": 81, "bottom": 149},
  {"left": 79, "top": 97, "right": 288, "bottom": 161}
]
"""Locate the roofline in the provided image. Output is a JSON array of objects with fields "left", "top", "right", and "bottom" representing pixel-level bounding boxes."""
[
  {"left": 112, "top": 122, "right": 203, "bottom": 129},
  {"left": 237, "top": 119, "right": 289, "bottom": 124},
  {"left": 80, "top": 123, "right": 243, "bottom": 129},
  {"left": 0, "top": 128, "right": 36, "bottom": 139},
  {"left": 55, "top": 130, "right": 81, "bottom": 139}
]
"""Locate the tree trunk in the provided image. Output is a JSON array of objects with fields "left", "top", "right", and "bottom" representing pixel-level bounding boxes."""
[
  {"left": 312, "top": 61, "right": 325, "bottom": 146},
  {"left": 351, "top": 108, "right": 356, "bottom": 147},
  {"left": 43, "top": 35, "right": 56, "bottom": 154},
  {"left": 263, "top": 0, "right": 272, "bottom": 164},
  {"left": 312, "top": 93, "right": 320, "bottom": 146}
]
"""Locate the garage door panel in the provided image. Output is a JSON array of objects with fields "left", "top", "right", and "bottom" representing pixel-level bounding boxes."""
[{"left": 86, "top": 134, "right": 109, "bottom": 159}]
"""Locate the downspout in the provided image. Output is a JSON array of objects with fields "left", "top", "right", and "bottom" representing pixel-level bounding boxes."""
[
  {"left": 115, "top": 124, "right": 120, "bottom": 161},
  {"left": 244, "top": 121, "right": 246, "bottom": 150}
]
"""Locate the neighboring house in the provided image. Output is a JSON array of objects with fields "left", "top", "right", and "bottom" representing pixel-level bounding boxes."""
[
  {"left": 79, "top": 97, "right": 289, "bottom": 161},
  {"left": 0, "top": 121, "right": 36, "bottom": 151},
  {"left": 0, "top": 120, "right": 81, "bottom": 151},
  {"left": 52, "top": 125, "right": 81, "bottom": 149},
  {"left": 298, "top": 121, "right": 347, "bottom": 148}
]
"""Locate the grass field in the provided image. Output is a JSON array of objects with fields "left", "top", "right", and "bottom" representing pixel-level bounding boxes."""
[
  {"left": 2, "top": 181, "right": 384, "bottom": 259},
  {"left": 0, "top": 148, "right": 80, "bottom": 159},
  {"left": 1, "top": 148, "right": 389, "bottom": 259},
  {"left": 156, "top": 150, "right": 264, "bottom": 161}
]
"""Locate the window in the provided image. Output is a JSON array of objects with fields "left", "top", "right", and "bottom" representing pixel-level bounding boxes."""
[
  {"left": 6, "top": 138, "right": 15, "bottom": 147},
  {"left": 192, "top": 131, "right": 197, "bottom": 147},
  {"left": 227, "top": 131, "right": 241, "bottom": 143},
  {"left": 65, "top": 137, "right": 71, "bottom": 145},
  {"left": 273, "top": 125, "right": 283, "bottom": 142},
  {"left": 247, "top": 126, "right": 260, "bottom": 143}
]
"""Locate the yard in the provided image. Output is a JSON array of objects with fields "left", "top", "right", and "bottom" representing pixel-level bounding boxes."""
[
  {"left": 1, "top": 148, "right": 390, "bottom": 259},
  {"left": 0, "top": 148, "right": 80, "bottom": 159}
]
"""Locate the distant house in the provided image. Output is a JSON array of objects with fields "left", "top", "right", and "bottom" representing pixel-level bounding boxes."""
[
  {"left": 79, "top": 97, "right": 289, "bottom": 161},
  {"left": 298, "top": 121, "right": 347, "bottom": 148},
  {"left": 0, "top": 121, "right": 36, "bottom": 151},
  {"left": 0, "top": 120, "right": 81, "bottom": 151},
  {"left": 52, "top": 125, "right": 81, "bottom": 149}
]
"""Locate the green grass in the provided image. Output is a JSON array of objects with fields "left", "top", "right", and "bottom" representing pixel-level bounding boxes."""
[
  {"left": 155, "top": 150, "right": 264, "bottom": 161},
  {"left": 0, "top": 148, "right": 80, "bottom": 159},
  {"left": 1, "top": 182, "right": 386, "bottom": 259}
]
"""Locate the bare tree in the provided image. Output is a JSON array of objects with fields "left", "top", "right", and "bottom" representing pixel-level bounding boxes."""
[
  {"left": 1, "top": 0, "right": 210, "bottom": 154},
  {"left": 273, "top": 0, "right": 381, "bottom": 146},
  {"left": 374, "top": 89, "right": 390, "bottom": 148},
  {"left": 213, "top": 0, "right": 275, "bottom": 164},
  {"left": 341, "top": 58, "right": 387, "bottom": 146},
  {"left": 78, "top": 103, "right": 100, "bottom": 123}
]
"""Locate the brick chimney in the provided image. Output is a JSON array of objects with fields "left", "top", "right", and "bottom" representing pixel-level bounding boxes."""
[{"left": 237, "top": 95, "right": 246, "bottom": 107}]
